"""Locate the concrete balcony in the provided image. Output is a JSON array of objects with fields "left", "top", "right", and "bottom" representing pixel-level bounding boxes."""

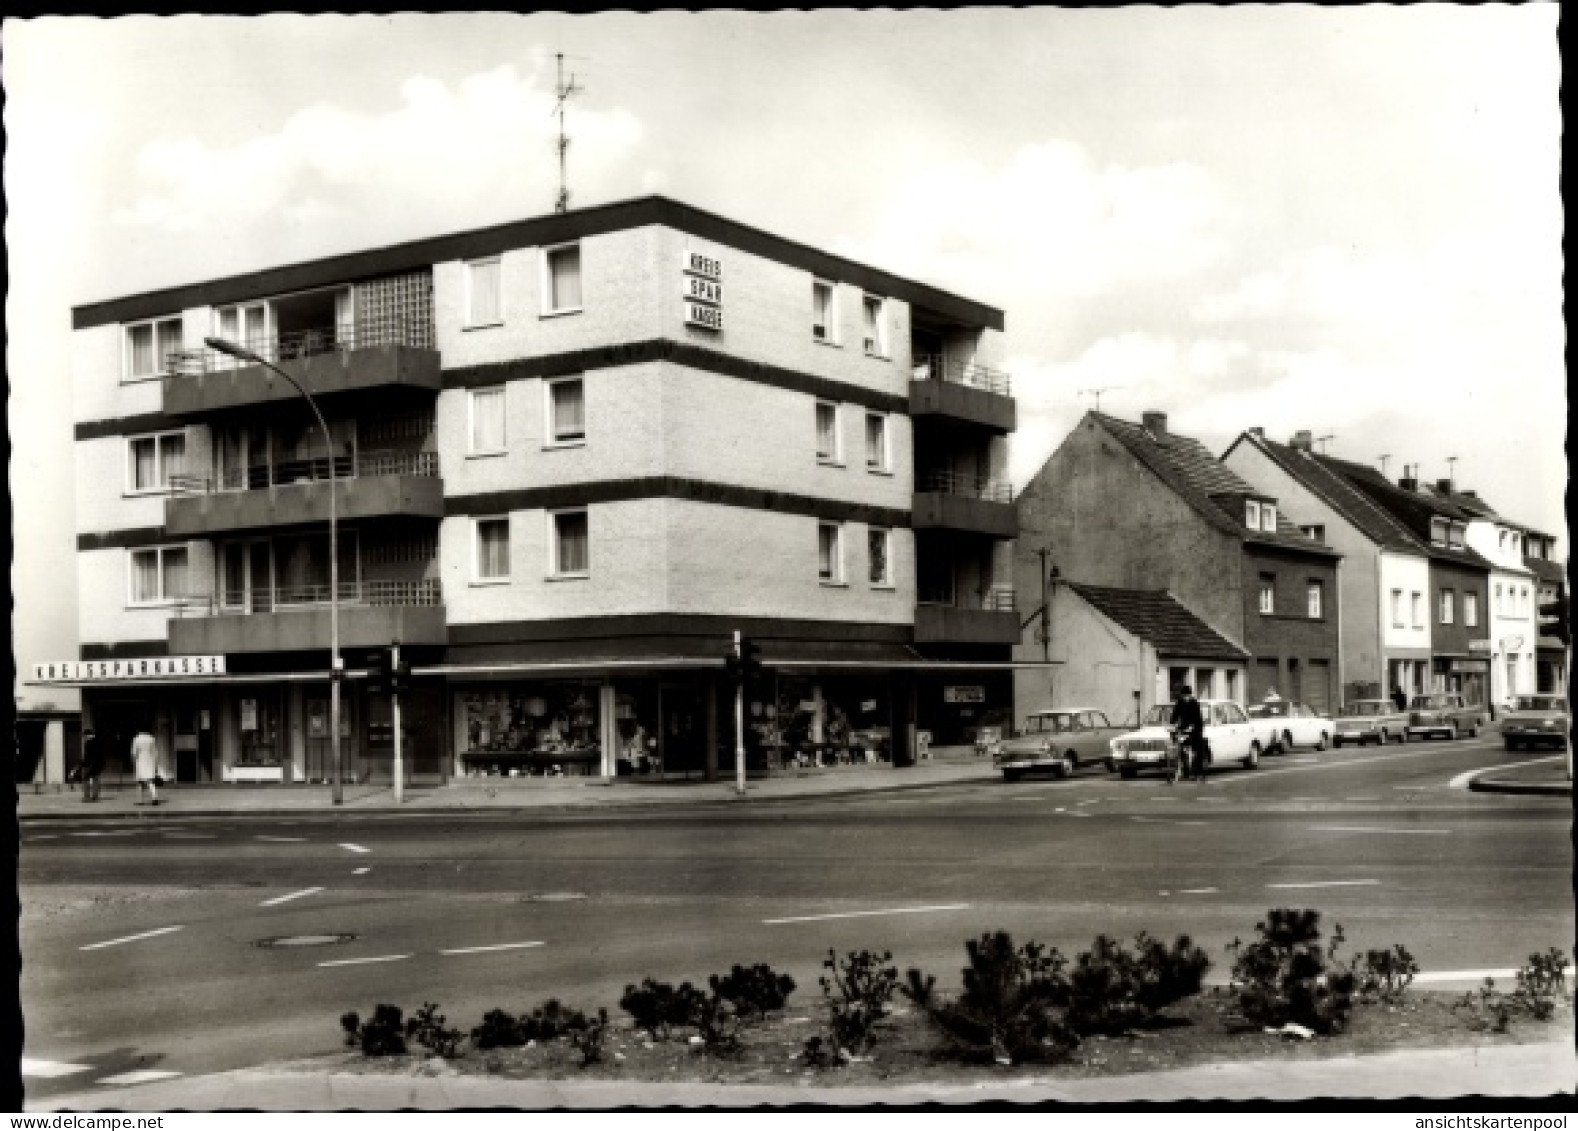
[
  {"left": 914, "top": 587, "right": 1021, "bottom": 645},
  {"left": 909, "top": 359, "right": 1016, "bottom": 432},
  {"left": 168, "top": 580, "right": 446, "bottom": 654},
  {"left": 165, "top": 452, "right": 443, "bottom": 537},
  {"left": 911, "top": 472, "right": 1017, "bottom": 538}
]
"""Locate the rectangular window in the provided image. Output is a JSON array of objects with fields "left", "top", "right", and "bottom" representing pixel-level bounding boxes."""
[
  {"left": 546, "top": 377, "right": 586, "bottom": 444},
  {"left": 465, "top": 257, "right": 503, "bottom": 327},
  {"left": 1258, "top": 574, "right": 1275, "bottom": 615},
  {"left": 544, "top": 244, "right": 583, "bottom": 313},
  {"left": 552, "top": 510, "right": 590, "bottom": 576},
  {"left": 812, "top": 279, "right": 835, "bottom": 342},
  {"left": 1448, "top": 523, "right": 1465, "bottom": 549},
  {"left": 1307, "top": 581, "right": 1323, "bottom": 619},
  {"left": 1411, "top": 591, "right": 1423, "bottom": 627},
  {"left": 864, "top": 413, "right": 889, "bottom": 472},
  {"left": 125, "top": 317, "right": 184, "bottom": 380},
  {"left": 818, "top": 522, "right": 843, "bottom": 583},
  {"left": 868, "top": 528, "right": 891, "bottom": 586},
  {"left": 1245, "top": 501, "right": 1261, "bottom": 531},
  {"left": 469, "top": 388, "right": 506, "bottom": 454},
  {"left": 1430, "top": 518, "right": 1449, "bottom": 546},
  {"left": 1440, "top": 589, "right": 1455, "bottom": 624},
  {"left": 862, "top": 295, "right": 886, "bottom": 357},
  {"left": 127, "top": 431, "right": 187, "bottom": 493},
  {"left": 1262, "top": 503, "right": 1277, "bottom": 530},
  {"left": 1300, "top": 524, "right": 1325, "bottom": 542},
  {"left": 1495, "top": 583, "right": 1503, "bottom": 613},
  {"left": 1391, "top": 589, "right": 1404, "bottom": 627},
  {"left": 815, "top": 401, "right": 840, "bottom": 463},
  {"left": 475, "top": 518, "right": 510, "bottom": 581},
  {"left": 128, "top": 545, "right": 189, "bottom": 605},
  {"left": 1465, "top": 591, "right": 1479, "bottom": 627}
]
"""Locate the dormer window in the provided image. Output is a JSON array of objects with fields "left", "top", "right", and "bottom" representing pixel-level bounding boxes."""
[
  {"left": 1430, "top": 518, "right": 1449, "bottom": 546},
  {"left": 1262, "top": 503, "right": 1276, "bottom": 530},
  {"left": 1448, "top": 523, "right": 1466, "bottom": 550},
  {"left": 1245, "top": 501, "right": 1261, "bottom": 531}
]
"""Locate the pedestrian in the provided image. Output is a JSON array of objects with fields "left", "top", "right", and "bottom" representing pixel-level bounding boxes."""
[
  {"left": 81, "top": 727, "right": 104, "bottom": 803},
  {"left": 131, "top": 724, "right": 160, "bottom": 806},
  {"left": 1169, "top": 685, "right": 1207, "bottom": 784},
  {"left": 1391, "top": 686, "right": 1408, "bottom": 712}
]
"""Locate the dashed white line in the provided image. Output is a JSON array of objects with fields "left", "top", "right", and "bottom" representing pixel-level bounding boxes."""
[
  {"left": 1311, "top": 826, "right": 1451, "bottom": 836},
  {"left": 1178, "top": 887, "right": 1220, "bottom": 895},
  {"left": 80, "top": 925, "right": 184, "bottom": 951},
  {"left": 340, "top": 843, "right": 370, "bottom": 854},
  {"left": 1343, "top": 797, "right": 1382, "bottom": 803},
  {"left": 1130, "top": 815, "right": 1207, "bottom": 826},
  {"left": 439, "top": 941, "right": 546, "bottom": 956},
  {"left": 353, "top": 867, "right": 371, "bottom": 875},
  {"left": 256, "top": 835, "right": 308, "bottom": 843},
  {"left": 1413, "top": 969, "right": 1520, "bottom": 984},
  {"left": 21, "top": 1058, "right": 91, "bottom": 1078},
  {"left": 70, "top": 830, "right": 137, "bottom": 837},
  {"left": 163, "top": 833, "right": 216, "bottom": 839},
  {"left": 1266, "top": 879, "right": 1380, "bottom": 890},
  {"left": 764, "top": 904, "right": 970, "bottom": 926},
  {"left": 96, "top": 1069, "right": 182, "bottom": 1086},
  {"left": 28, "top": 834, "right": 60, "bottom": 841},
  {"left": 318, "top": 954, "right": 410, "bottom": 967},
  {"left": 260, "top": 886, "right": 325, "bottom": 907}
]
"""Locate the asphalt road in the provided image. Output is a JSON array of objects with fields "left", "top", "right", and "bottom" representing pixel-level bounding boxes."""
[{"left": 19, "top": 734, "right": 1572, "bottom": 1100}]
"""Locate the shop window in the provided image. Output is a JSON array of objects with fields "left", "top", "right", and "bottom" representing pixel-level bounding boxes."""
[
  {"left": 465, "top": 257, "right": 502, "bottom": 327},
  {"left": 812, "top": 279, "right": 837, "bottom": 343},
  {"left": 546, "top": 377, "right": 586, "bottom": 445},
  {"left": 1440, "top": 589, "right": 1455, "bottom": 625},
  {"left": 544, "top": 243, "right": 583, "bottom": 314},
  {"left": 815, "top": 401, "right": 840, "bottom": 464},
  {"left": 868, "top": 528, "right": 891, "bottom": 586},
  {"left": 124, "top": 316, "right": 184, "bottom": 381},
  {"left": 127, "top": 431, "right": 187, "bottom": 494},
  {"left": 819, "top": 522, "right": 844, "bottom": 584},
  {"left": 552, "top": 509, "right": 590, "bottom": 577},
  {"left": 865, "top": 412, "right": 889, "bottom": 472},
  {"left": 469, "top": 387, "right": 506, "bottom": 454},
  {"left": 459, "top": 684, "right": 601, "bottom": 778},
  {"left": 862, "top": 294, "right": 886, "bottom": 357},
  {"left": 474, "top": 517, "right": 510, "bottom": 581},
  {"left": 1258, "top": 574, "right": 1275, "bottom": 615}
]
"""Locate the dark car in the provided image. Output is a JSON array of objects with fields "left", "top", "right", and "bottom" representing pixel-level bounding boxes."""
[
  {"left": 1405, "top": 693, "right": 1486, "bottom": 740},
  {"left": 1501, "top": 695, "right": 1569, "bottom": 751}
]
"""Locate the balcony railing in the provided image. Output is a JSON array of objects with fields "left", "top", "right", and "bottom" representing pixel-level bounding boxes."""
[
  {"left": 173, "top": 578, "right": 443, "bottom": 617},
  {"left": 166, "top": 316, "right": 433, "bottom": 378},
  {"left": 911, "top": 355, "right": 1012, "bottom": 397},
  {"left": 918, "top": 584, "right": 1017, "bottom": 611},
  {"left": 170, "top": 449, "right": 439, "bottom": 495},
  {"left": 918, "top": 469, "right": 1014, "bottom": 504}
]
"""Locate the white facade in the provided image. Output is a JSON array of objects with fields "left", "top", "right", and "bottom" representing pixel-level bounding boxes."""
[{"left": 1463, "top": 519, "right": 1539, "bottom": 705}]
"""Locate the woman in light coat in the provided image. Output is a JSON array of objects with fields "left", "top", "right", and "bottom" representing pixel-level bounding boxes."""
[{"left": 131, "top": 726, "right": 160, "bottom": 805}]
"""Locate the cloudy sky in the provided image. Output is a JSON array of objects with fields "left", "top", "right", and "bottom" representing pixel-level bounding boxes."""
[{"left": 5, "top": 9, "right": 1564, "bottom": 704}]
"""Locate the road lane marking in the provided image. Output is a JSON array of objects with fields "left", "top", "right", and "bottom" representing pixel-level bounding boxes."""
[
  {"left": 1266, "top": 880, "right": 1380, "bottom": 890},
  {"left": 1178, "top": 887, "right": 1219, "bottom": 894},
  {"left": 1449, "top": 754, "right": 1564, "bottom": 790},
  {"left": 1287, "top": 757, "right": 1318, "bottom": 763},
  {"left": 96, "top": 1069, "right": 182, "bottom": 1086},
  {"left": 70, "top": 830, "right": 137, "bottom": 837},
  {"left": 80, "top": 925, "right": 183, "bottom": 951},
  {"left": 163, "top": 833, "right": 216, "bottom": 839},
  {"left": 260, "top": 886, "right": 325, "bottom": 907},
  {"left": 353, "top": 867, "right": 371, "bottom": 875},
  {"left": 764, "top": 904, "right": 970, "bottom": 926},
  {"left": 439, "top": 941, "right": 546, "bottom": 956},
  {"left": 340, "top": 843, "right": 370, "bottom": 854},
  {"left": 1311, "top": 826, "right": 1451, "bottom": 835},
  {"left": 1130, "top": 816, "right": 1207, "bottom": 826},
  {"left": 318, "top": 954, "right": 410, "bottom": 967},
  {"left": 1343, "top": 797, "right": 1381, "bottom": 802},
  {"left": 22, "top": 1058, "right": 91, "bottom": 1078},
  {"left": 257, "top": 835, "right": 307, "bottom": 843},
  {"left": 1413, "top": 969, "right": 1520, "bottom": 984},
  {"left": 28, "top": 835, "right": 60, "bottom": 841}
]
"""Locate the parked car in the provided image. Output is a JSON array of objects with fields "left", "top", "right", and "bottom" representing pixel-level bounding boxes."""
[
  {"left": 995, "top": 709, "right": 1128, "bottom": 782},
  {"left": 1333, "top": 699, "right": 1410, "bottom": 747},
  {"left": 972, "top": 708, "right": 1014, "bottom": 758},
  {"left": 1107, "top": 700, "right": 1270, "bottom": 779},
  {"left": 1247, "top": 700, "right": 1334, "bottom": 751},
  {"left": 1500, "top": 695, "right": 1570, "bottom": 750},
  {"left": 1405, "top": 693, "right": 1486, "bottom": 740}
]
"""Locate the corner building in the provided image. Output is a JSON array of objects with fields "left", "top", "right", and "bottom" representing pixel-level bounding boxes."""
[{"left": 64, "top": 197, "right": 1016, "bottom": 785}]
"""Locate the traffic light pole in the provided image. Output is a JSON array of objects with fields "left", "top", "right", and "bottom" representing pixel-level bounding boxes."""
[
  {"left": 734, "top": 630, "right": 747, "bottom": 795},
  {"left": 391, "top": 643, "right": 403, "bottom": 806}
]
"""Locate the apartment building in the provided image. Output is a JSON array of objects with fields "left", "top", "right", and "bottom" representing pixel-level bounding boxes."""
[{"left": 50, "top": 197, "right": 1016, "bottom": 785}]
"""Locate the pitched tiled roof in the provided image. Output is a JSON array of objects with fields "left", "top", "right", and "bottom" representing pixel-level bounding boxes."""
[
  {"left": 1524, "top": 557, "right": 1567, "bottom": 584},
  {"left": 1093, "top": 413, "right": 1340, "bottom": 556},
  {"left": 1067, "top": 581, "right": 1249, "bottom": 662},
  {"left": 1315, "top": 454, "right": 1496, "bottom": 570}
]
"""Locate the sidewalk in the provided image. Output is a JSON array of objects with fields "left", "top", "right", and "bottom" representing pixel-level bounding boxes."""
[
  {"left": 1467, "top": 753, "right": 1571, "bottom": 797},
  {"left": 15, "top": 750, "right": 1002, "bottom": 821},
  {"left": 30, "top": 1039, "right": 1575, "bottom": 1110}
]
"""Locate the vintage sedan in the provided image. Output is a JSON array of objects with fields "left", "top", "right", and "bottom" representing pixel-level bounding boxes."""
[
  {"left": 1248, "top": 700, "right": 1334, "bottom": 751},
  {"left": 995, "top": 709, "right": 1127, "bottom": 781},
  {"left": 1107, "top": 700, "right": 1270, "bottom": 779},
  {"left": 1333, "top": 699, "right": 1410, "bottom": 747},
  {"left": 1406, "top": 694, "right": 1486, "bottom": 740},
  {"left": 1501, "top": 695, "right": 1570, "bottom": 750}
]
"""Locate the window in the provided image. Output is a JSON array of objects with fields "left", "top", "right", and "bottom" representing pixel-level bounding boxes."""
[
  {"left": 125, "top": 317, "right": 184, "bottom": 380},
  {"left": 861, "top": 294, "right": 886, "bottom": 357},
  {"left": 1245, "top": 501, "right": 1262, "bottom": 531},
  {"left": 1258, "top": 574, "right": 1275, "bottom": 615},
  {"left": 475, "top": 518, "right": 510, "bottom": 581},
  {"left": 129, "top": 545, "right": 189, "bottom": 605},
  {"left": 1307, "top": 581, "right": 1323, "bottom": 619},
  {"left": 815, "top": 401, "right": 840, "bottom": 463},
  {"left": 1430, "top": 518, "right": 1449, "bottom": 546},
  {"left": 544, "top": 244, "right": 583, "bottom": 313},
  {"left": 818, "top": 522, "right": 843, "bottom": 583},
  {"left": 868, "top": 528, "right": 891, "bottom": 586},
  {"left": 127, "top": 431, "right": 187, "bottom": 493},
  {"left": 1411, "top": 591, "right": 1423, "bottom": 627},
  {"left": 1465, "top": 591, "right": 1479, "bottom": 627},
  {"left": 1495, "top": 583, "right": 1503, "bottom": 613},
  {"left": 213, "top": 303, "right": 269, "bottom": 363},
  {"left": 1448, "top": 523, "right": 1466, "bottom": 550},
  {"left": 1262, "top": 503, "right": 1277, "bottom": 530},
  {"left": 552, "top": 510, "right": 590, "bottom": 577},
  {"left": 547, "top": 377, "right": 586, "bottom": 444},
  {"left": 465, "top": 257, "right": 503, "bottom": 327},
  {"left": 812, "top": 279, "right": 836, "bottom": 343},
  {"left": 864, "top": 413, "right": 889, "bottom": 472},
  {"left": 1391, "top": 589, "right": 1404, "bottom": 627},
  {"left": 1440, "top": 589, "right": 1455, "bottom": 625},
  {"left": 469, "top": 388, "right": 506, "bottom": 454},
  {"left": 1300, "top": 524, "right": 1325, "bottom": 542}
]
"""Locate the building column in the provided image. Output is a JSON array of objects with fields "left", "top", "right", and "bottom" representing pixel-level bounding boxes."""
[
  {"left": 288, "top": 683, "right": 306, "bottom": 784},
  {"left": 42, "top": 720, "right": 65, "bottom": 787},
  {"left": 599, "top": 682, "right": 618, "bottom": 780},
  {"left": 704, "top": 678, "right": 718, "bottom": 782}
]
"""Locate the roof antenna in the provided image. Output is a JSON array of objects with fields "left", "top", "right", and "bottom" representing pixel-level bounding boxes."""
[
  {"left": 1078, "top": 387, "right": 1120, "bottom": 413},
  {"left": 553, "top": 52, "right": 583, "bottom": 213},
  {"left": 1445, "top": 455, "right": 1458, "bottom": 491},
  {"left": 1314, "top": 433, "right": 1335, "bottom": 454},
  {"left": 1377, "top": 454, "right": 1391, "bottom": 476}
]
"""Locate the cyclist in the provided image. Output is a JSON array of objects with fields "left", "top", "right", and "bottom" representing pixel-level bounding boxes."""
[{"left": 1168, "top": 685, "right": 1207, "bottom": 784}]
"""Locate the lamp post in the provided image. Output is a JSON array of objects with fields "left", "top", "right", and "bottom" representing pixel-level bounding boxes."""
[{"left": 204, "top": 336, "right": 343, "bottom": 805}]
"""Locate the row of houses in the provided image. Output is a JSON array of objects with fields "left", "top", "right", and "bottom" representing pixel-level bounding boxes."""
[{"left": 32, "top": 196, "right": 1567, "bottom": 786}]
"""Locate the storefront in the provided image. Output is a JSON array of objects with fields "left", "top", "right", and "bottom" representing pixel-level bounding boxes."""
[{"left": 1432, "top": 656, "right": 1489, "bottom": 707}]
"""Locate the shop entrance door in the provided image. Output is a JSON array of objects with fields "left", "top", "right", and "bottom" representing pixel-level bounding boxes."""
[
  {"left": 305, "top": 689, "right": 358, "bottom": 784},
  {"left": 659, "top": 685, "right": 706, "bottom": 778},
  {"left": 174, "top": 700, "right": 200, "bottom": 783}
]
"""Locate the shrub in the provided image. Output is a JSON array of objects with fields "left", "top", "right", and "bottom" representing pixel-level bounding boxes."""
[
  {"left": 619, "top": 978, "right": 706, "bottom": 1041},
  {"left": 471, "top": 1008, "right": 526, "bottom": 1050},
  {"left": 340, "top": 1004, "right": 408, "bottom": 1056},
  {"left": 405, "top": 1001, "right": 466, "bottom": 1058},
  {"left": 567, "top": 1007, "right": 611, "bottom": 1067},
  {"left": 1453, "top": 948, "right": 1573, "bottom": 1032},
  {"left": 903, "top": 932, "right": 1077, "bottom": 1066},
  {"left": 709, "top": 963, "right": 797, "bottom": 1019},
  {"left": 518, "top": 998, "right": 590, "bottom": 1043},
  {"left": 1064, "top": 932, "right": 1210, "bottom": 1038},
  {"left": 811, "top": 948, "right": 900, "bottom": 1062},
  {"left": 1226, "top": 909, "right": 1357, "bottom": 1034},
  {"left": 692, "top": 992, "right": 742, "bottom": 1055},
  {"left": 1351, "top": 944, "right": 1420, "bottom": 1005}
]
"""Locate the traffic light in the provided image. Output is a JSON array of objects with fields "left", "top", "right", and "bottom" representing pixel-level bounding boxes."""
[
  {"left": 366, "top": 648, "right": 390, "bottom": 696},
  {"left": 740, "top": 636, "right": 763, "bottom": 682},
  {"left": 1539, "top": 596, "right": 1570, "bottom": 647}
]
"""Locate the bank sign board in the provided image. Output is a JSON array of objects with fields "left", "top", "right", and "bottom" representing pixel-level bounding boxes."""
[
  {"left": 682, "top": 250, "right": 723, "bottom": 332},
  {"left": 943, "top": 685, "right": 986, "bottom": 704},
  {"left": 33, "top": 655, "right": 227, "bottom": 682}
]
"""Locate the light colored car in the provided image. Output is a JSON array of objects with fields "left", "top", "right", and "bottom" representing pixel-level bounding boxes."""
[
  {"left": 995, "top": 709, "right": 1128, "bottom": 782},
  {"left": 1501, "top": 695, "right": 1569, "bottom": 751},
  {"left": 1405, "top": 693, "right": 1485, "bottom": 740},
  {"left": 1107, "top": 700, "right": 1271, "bottom": 779},
  {"left": 1333, "top": 699, "right": 1410, "bottom": 747},
  {"left": 1247, "top": 700, "right": 1334, "bottom": 751}
]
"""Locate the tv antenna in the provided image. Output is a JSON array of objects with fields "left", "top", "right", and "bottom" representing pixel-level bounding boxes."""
[
  {"left": 1445, "top": 455, "right": 1458, "bottom": 488},
  {"left": 1078, "top": 387, "right": 1120, "bottom": 413},
  {"left": 552, "top": 52, "right": 583, "bottom": 213},
  {"left": 1314, "top": 433, "right": 1335, "bottom": 454},
  {"left": 1378, "top": 454, "right": 1391, "bottom": 476}
]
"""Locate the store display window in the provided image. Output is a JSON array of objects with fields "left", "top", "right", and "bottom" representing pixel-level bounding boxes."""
[{"left": 459, "top": 682, "right": 601, "bottom": 776}]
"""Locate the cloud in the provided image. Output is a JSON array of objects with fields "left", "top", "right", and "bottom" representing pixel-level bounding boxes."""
[{"left": 113, "top": 66, "right": 646, "bottom": 234}]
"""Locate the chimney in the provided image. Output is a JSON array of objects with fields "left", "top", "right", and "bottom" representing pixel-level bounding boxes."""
[
  {"left": 1289, "top": 430, "right": 1313, "bottom": 452},
  {"left": 1248, "top": 426, "right": 1265, "bottom": 439},
  {"left": 1460, "top": 489, "right": 1478, "bottom": 499},
  {"left": 1437, "top": 478, "right": 1454, "bottom": 494},
  {"left": 1399, "top": 464, "right": 1418, "bottom": 492},
  {"left": 1141, "top": 411, "right": 1167, "bottom": 437}
]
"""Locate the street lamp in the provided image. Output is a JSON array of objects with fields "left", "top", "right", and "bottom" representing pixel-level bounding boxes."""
[{"left": 204, "top": 336, "right": 343, "bottom": 805}]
